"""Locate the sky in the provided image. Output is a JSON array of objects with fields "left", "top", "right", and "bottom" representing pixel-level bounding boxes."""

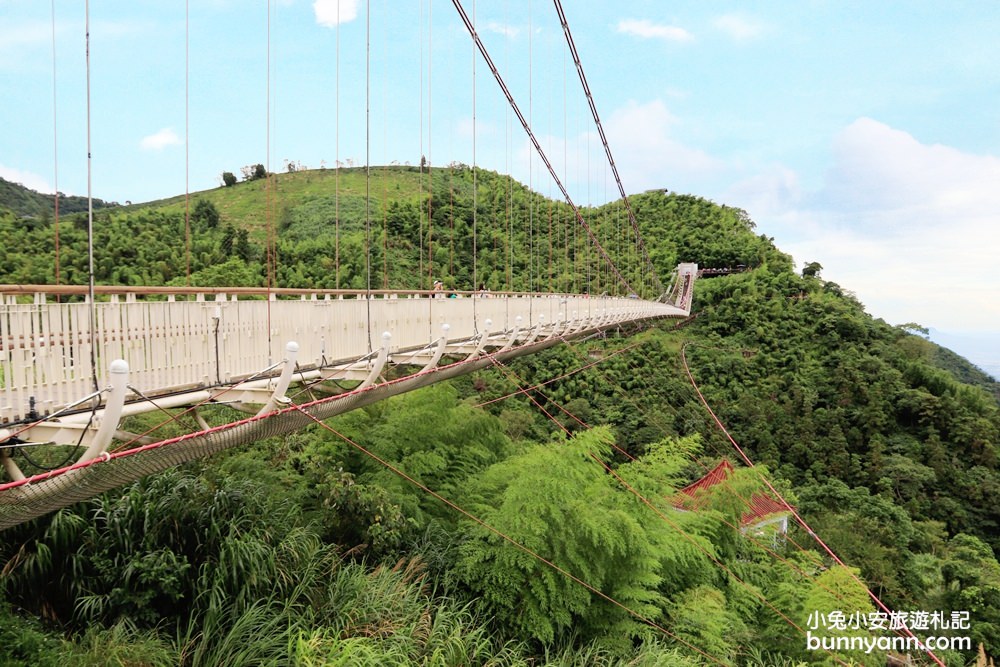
[{"left": 1, "top": 0, "right": 998, "bottom": 378}]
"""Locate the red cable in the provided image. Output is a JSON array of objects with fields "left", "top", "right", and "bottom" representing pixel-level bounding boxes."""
[
  {"left": 480, "top": 348, "right": 850, "bottom": 665},
  {"left": 546, "top": 332, "right": 924, "bottom": 642},
  {"left": 681, "top": 342, "right": 947, "bottom": 667},
  {"left": 475, "top": 343, "right": 637, "bottom": 407},
  {"left": 487, "top": 334, "right": 873, "bottom": 625},
  {"left": 291, "top": 404, "right": 729, "bottom": 666},
  {"left": 591, "top": 452, "right": 852, "bottom": 667}
]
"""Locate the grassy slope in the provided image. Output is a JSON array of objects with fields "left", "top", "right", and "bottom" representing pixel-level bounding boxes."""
[{"left": 146, "top": 167, "right": 432, "bottom": 241}]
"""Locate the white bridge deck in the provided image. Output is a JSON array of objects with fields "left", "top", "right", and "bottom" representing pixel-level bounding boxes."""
[
  {"left": 0, "top": 264, "right": 696, "bottom": 526},
  {"left": 1, "top": 282, "right": 692, "bottom": 429}
]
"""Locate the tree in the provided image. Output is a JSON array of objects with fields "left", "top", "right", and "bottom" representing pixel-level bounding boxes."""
[
  {"left": 221, "top": 171, "right": 237, "bottom": 187},
  {"left": 453, "top": 427, "right": 715, "bottom": 652},
  {"left": 801, "top": 261, "right": 823, "bottom": 278},
  {"left": 191, "top": 199, "right": 220, "bottom": 229},
  {"left": 240, "top": 164, "right": 267, "bottom": 181},
  {"left": 897, "top": 322, "right": 930, "bottom": 338}
]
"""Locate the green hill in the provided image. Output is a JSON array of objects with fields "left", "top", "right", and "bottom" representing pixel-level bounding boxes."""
[
  {"left": 0, "top": 176, "right": 114, "bottom": 219},
  {"left": 4, "top": 165, "right": 752, "bottom": 294}
]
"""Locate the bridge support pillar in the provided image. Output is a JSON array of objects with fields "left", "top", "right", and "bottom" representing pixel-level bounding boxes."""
[
  {"left": 0, "top": 450, "right": 24, "bottom": 482},
  {"left": 522, "top": 314, "right": 544, "bottom": 346},
  {"left": 465, "top": 319, "right": 493, "bottom": 361},
  {"left": 419, "top": 325, "right": 450, "bottom": 373},
  {"left": 358, "top": 332, "right": 392, "bottom": 391},
  {"left": 256, "top": 342, "right": 300, "bottom": 416},
  {"left": 79, "top": 359, "right": 130, "bottom": 463},
  {"left": 497, "top": 316, "right": 522, "bottom": 354}
]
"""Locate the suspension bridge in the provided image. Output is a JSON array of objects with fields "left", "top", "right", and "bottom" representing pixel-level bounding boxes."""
[
  {"left": 0, "top": 4, "right": 960, "bottom": 664},
  {"left": 0, "top": 275, "right": 694, "bottom": 528},
  {"left": 0, "top": 0, "right": 699, "bottom": 528}
]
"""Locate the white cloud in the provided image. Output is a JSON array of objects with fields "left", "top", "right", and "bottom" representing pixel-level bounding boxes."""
[
  {"left": 616, "top": 19, "right": 693, "bottom": 44},
  {"left": 484, "top": 21, "right": 520, "bottom": 39},
  {"left": 728, "top": 118, "right": 1000, "bottom": 332},
  {"left": 604, "top": 99, "right": 724, "bottom": 192},
  {"left": 313, "top": 0, "right": 359, "bottom": 27},
  {"left": 139, "top": 128, "right": 181, "bottom": 151},
  {"left": 712, "top": 13, "right": 767, "bottom": 41},
  {"left": 0, "top": 21, "right": 50, "bottom": 49},
  {"left": 455, "top": 117, "right": 499, "bottom": 141},
  {"left": 0, "top": 165, "right": 54, "bottom": 194},
  {"left": 818, "top": 118, "right": 1000, "bottom": 226}
]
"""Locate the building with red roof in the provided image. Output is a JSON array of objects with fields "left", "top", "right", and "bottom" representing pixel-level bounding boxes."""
[{"left": 675, "top": 460, "right": 791, "bottom": 535}]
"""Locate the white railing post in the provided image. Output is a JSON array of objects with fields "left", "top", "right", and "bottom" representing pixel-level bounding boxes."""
[{"left": 78, "top": 359, "right": 129, "bottom": 463}]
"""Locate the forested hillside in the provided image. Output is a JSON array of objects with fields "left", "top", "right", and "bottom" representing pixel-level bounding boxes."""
[
  {"left": 0, "top": 176, "right": 114, "bottom": 220},
  {"left": 1, "top": 171, "right": 998, "bottom": 666}
]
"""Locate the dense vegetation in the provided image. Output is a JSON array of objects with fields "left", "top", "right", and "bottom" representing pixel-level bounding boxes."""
[
  {"left": 0, "top": 166, "right": 660, "bottom": 296},
  {"left": 1, "top": 171, "right": 998, "bottom": 666}
]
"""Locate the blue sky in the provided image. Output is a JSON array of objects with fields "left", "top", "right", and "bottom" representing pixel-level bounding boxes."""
[{"left": 2, "top": 0, "right": 998, "bottom": 377}]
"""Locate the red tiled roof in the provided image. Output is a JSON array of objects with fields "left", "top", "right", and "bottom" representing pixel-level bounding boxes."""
[
  {"left": 679, "top": 459, "right": 734, "bottom": 496},
  {"left": 674, "top": 459, "right": 791, "bottom": 527}
]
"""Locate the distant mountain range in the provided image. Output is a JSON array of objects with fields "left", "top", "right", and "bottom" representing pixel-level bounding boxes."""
[
  {"left": 0, "top": 177, "right": 114, "bottom": 219},
  {"left": 929, "top": 328, "right": 1000, "bottom": 381}
]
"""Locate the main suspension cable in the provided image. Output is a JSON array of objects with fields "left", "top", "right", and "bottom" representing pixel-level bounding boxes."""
[
  {"left": 449, "top": 0, "right": 636, "bottom": 297},
  {"left": 552, "top": 0, "right": 663, "bottom": 296}
]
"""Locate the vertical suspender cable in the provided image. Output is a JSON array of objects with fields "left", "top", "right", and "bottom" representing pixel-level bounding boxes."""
[
  {"left": 504, "top": 0, "right": 510, "bottom": 292},
  {"left": 382, "top": 0, "right": 389, "bottom": 289},
  {"left": 563, "top": 202, "right": 569, "bottom": 292},
  {"left": 547, "top": 200, "right": 552, "bottom": 293},
  {"left": 527, "top": 0, "right": 533, "bottom": 293},
  {"left": 549, "top": 39, "right": 576, "bottom": 292},
  {"left": 185, "top": 0, "right": 190, "bottom": 285},
  {"left": 449, "top": 171, "right": 454, "bottom": 278},
  {"left": 552, "top": 0, "right": 662, "bottom": 296},
  {"left": 365, "top": 0, "right": 372, "bottom": 349},
  {"left": 418, "top": 0, "right": 424, "bottom": 287},
  {"left": 615, "top": 199, "right": 628, "bottom": 294},
  {"left": 601, "top": 162, "right": 608, "bottom": 293},
  {"left": 471, "top": 0, "right": 477, "bottom": 296},
  {"left": 450, "top": 0, "right": 636, "bottom": 295},
  {"left": 335, "top": 0, "right": 340, "bottom": 289},
  {"left": 562, "top": 43, "right": 567, "bottom": 292},
  {"left": 586, "top": 102, "right": 591, "bottom": 293},
  {"left": 427, "top": 0, "right": 433, "bottom": 287},
  {"left": 84, "top": 0, "right": 98, "bottom": 392},
  {"left": 51, "top": 0, "right": 60, "bottom": 291},
  {"left": 265, "top": 0, "right": 273, "bottom": 361}
]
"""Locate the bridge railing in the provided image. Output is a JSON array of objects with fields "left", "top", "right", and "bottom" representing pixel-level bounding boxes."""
[{"left": 1, "top": 286, "right": 685, "bottom": 425}]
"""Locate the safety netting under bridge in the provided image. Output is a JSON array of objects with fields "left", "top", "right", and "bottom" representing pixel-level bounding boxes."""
[{"left": 0, "top": 339, "right": 567, "bottom": 530}]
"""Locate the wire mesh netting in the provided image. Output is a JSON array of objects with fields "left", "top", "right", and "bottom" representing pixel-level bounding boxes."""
[{"left": 0, "top": 334, "right": 575, "bottom": 530}]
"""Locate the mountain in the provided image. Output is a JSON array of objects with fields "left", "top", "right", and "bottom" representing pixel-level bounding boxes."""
[
  {"left": 0, "top": 177, "right": 115, "bottom": 219},
  {"left": 929, "top": 328, "right": 1000, "bottom": 385}
]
